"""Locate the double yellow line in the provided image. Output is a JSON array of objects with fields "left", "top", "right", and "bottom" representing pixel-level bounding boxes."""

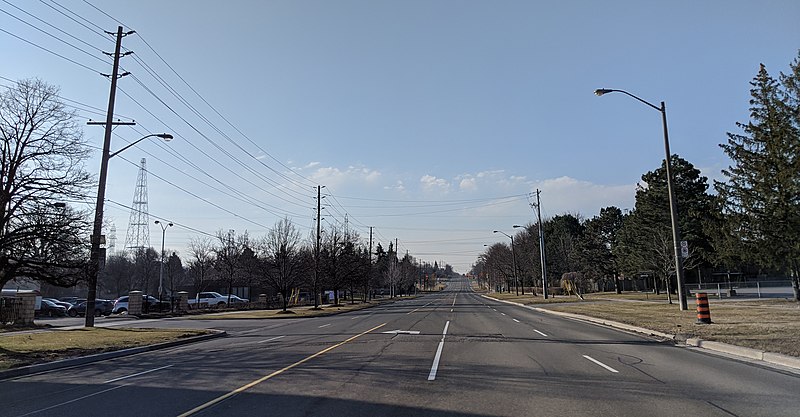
[{"left": 178, "top": 322, "right": 386, "bottom": 417}]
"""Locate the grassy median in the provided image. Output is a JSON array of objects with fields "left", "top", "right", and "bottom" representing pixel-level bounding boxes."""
[
  {"left": 188, "top": 296, "right": 419, "bottom": 320},
  {"left": 0, "top": 327, "right": 210, "bottom": 370}
]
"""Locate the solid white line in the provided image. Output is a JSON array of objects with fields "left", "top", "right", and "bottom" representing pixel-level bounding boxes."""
[
  {"left": 104, "top": 365, "right": 173, "bottom": 384},
  {"left": 450, "top": 308, "right": 453, "bottom": 312},
  {"left": 534, "top": 329, "right": 548, "bottom": 337},
  {"left": 582, "top": 355, "right": 619, "bottom": 373},
  {"left": 512, "top": 318, "right": 520, "bottom": 323},
  {"left": 351, "top": 316, "right": 359, "bottom": 319},
  {"left": 452, "top": 294, "right": 457, "bottom": 307},
  {"left": 427, "top": 320, "right": 450, "bottom": 381},
  {"left": 19, "top": 384, "right": 128, "bottom": 416},
  {"left": 500, "top": 313, "right": 506, "bottom": 316},
  {"left": 257, "top": 335, "right": 285, "bottom": 344},
  {"left": 492, "top": 308, "right": 497, "bottom": 311},
  {"left": 318, "top": 323, "right": 331, "bottom": 328}
]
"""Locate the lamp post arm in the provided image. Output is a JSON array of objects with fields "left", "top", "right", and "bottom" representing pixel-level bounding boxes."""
[
  {"left": 604, "top": 89, "right": 662, "bottom": 112},
  {"left": 109, "top": 134, "right": 170, "bottom": 158}
]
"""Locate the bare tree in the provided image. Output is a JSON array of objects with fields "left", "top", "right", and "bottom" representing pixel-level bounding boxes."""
[
  {"left": 187, "top": 236, "right": 214, "bottom": 298},
  {"left": 259, "top": 218, "right": 307, "bottom": 312},
  {"left": 213, "top": 230, "right": 248, "bottom": 304},
  {"left": 0, "top": 79, "right": 92, "bottom": 290},
  {"left": 131, "top": 247, "right": 159, "bottom": 296},
  {"left": 101, "top": 253, "right": 134, "bottom": 298}
]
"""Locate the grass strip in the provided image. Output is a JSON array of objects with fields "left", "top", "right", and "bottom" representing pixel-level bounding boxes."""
[{"left": 0, "top": 327, "right": 209, "bottom": 370}]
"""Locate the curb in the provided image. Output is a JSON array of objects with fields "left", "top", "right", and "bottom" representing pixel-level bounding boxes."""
[
  {"left": 0, "top": 329, "right": 227, "bottom": 381},
  {"left": 481, "top": 294, "right": 800, "bottom": 372}
]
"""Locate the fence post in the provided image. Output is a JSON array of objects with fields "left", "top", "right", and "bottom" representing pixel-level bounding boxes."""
[
  {"left": 757, "top": 282, "right": 761, "bottom": 299},
  {"left": 717, "top": 283, "right": 722, "bottom": 300}
]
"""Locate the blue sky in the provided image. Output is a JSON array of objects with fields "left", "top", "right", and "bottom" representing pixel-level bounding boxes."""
[{"left": 2, "top": 0, "right": 799, "bottom": 272}]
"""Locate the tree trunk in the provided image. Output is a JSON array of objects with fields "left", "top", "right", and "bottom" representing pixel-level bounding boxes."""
[
  {"left": 614, "top": 273, "right": 622, "bottom": 294},
  {"left": 792, "top": 264, "right": 799, "bottom": 302}
]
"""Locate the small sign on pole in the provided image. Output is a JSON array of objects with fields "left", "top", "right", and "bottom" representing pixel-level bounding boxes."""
[{"left": 680, "top": 240, "right": 689, "bottom": 258}]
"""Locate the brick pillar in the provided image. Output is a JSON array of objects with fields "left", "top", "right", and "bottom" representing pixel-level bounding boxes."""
[
  {"left": 16, "top": 292, "right": 36, "bottom": 325},
  {"left": 177, "top": 291, "right": 189, "bottom": 312},
  {"left": 128, "top": 291, "right": 143, "bottom": 315}
]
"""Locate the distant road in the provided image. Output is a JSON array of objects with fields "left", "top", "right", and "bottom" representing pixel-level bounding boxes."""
[{"left": 5, "top": 277, "right": 800, "bottom": 416}]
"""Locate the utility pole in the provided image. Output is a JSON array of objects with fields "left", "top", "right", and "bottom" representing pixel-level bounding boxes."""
[
  {"left": 368, "top": 226, "right": 373, "bottom": 301},
  {"left": 314, "top": 185, "right": 324, "bottom": 309},
  {"left": 534, "top": 189, "right": 548, "bottom": 299},
  {"left": 85, "top": 26, "right": 135, "bottom": 327}
]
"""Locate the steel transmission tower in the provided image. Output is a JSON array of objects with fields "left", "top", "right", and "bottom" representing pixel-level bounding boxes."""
[
  {"left": 124, "top": 158, "right": 151, "bottom": 253},
  {"left": 108, "top": 224, "right": 117, "bottom": 256}
]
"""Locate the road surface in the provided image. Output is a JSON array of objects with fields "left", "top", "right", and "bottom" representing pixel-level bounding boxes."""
[{"left": 4, "top": 277, "right": 799, "bottom": 416}]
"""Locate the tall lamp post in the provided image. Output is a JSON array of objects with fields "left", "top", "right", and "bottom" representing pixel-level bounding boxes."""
[
  {"left": 85, "top": 133, "right": 173, "bottom": 327},
  {"left": 154, "top": 220, "right": 173, "bottom": 304},
  {"left": 595, "top": 88, "right": 687, "bottom": 310},
  {"left": 493, "top": 230, "right": 519, "bottom": 296}
]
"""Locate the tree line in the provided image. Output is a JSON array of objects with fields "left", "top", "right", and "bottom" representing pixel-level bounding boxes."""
[
  {"left": 99, "top": 220, "right": 446, "bottom": 310},
  {"left": 473, "top": 52, "right": 800, "bottom": 302}
]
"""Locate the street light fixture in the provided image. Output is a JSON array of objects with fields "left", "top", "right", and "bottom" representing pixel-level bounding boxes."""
[
  {"left": 494, "top": 230, "right": 520, "bottom": 296},
  {"left": 85, "top": 133, "right": 173, "bottom": 327},
  {"left": 154, "top": 220, "right": 173, "bottom": 304},
  {"left": 595, "top": 88, "right": 688, "bottom": 310}
]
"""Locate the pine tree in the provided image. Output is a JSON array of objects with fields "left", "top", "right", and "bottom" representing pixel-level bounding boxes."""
[
  {"left": 717, "top": 60, "right": 800, "bottom": 301},
  {"left": 617, "top": 156, "right": 715, "bottom": 300}
]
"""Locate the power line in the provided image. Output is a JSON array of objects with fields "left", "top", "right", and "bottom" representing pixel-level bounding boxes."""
[{"left": 0, "top": 27, "right": 104, "bottom": 74}]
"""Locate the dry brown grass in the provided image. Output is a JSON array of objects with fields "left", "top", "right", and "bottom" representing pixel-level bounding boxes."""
[
  {"left": 541, "top": 299, "right": 800, "bottom": 357},
  {"left": 0, "top": 327, "right": 209, "bottom": 370}
]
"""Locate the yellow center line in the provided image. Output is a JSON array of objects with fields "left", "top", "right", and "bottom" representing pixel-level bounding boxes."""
[{"left": 177, "top": 322, "right": 387, "bottom": 417}]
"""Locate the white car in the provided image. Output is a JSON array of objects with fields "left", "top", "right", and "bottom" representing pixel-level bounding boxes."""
[{"left": 188, "top": 292, "right": 248, "bottom": 307}]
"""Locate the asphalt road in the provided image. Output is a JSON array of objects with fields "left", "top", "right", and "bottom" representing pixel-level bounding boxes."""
[{"left": 5, "top": 277, "right": 800, "bottom": 416}]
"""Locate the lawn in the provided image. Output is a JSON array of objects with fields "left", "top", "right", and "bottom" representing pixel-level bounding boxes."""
[{"left": 0, "top": 327, "right": 209, "bottom": 370}]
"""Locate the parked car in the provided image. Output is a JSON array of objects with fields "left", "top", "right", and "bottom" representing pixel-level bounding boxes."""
[
  {"left": 68, "top": 299, "right": 114, "bottom": 317},
  {"left": 112, "top": 295, "right": 164, "bottom": 314},
  {"left": 188, "top": 292, "right": 248, "bottom": 307},
  {"left": 36, "top": 299, "right": 67, "bottom": 317},
  {"left": 59, "top": 296, "right": 85, "bottom": 305},
  {"left": 43, "top": 298, "right": 73, "bottom": 309}
]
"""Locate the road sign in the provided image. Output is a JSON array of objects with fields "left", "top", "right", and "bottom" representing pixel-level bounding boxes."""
[{"left": 680, "top": 240, "right": 689, "bottom": 258}]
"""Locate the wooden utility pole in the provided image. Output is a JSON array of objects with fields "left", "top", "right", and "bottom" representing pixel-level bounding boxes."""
[
  {"left": 85, "top": 26, "right": 135, "bottom": 327},
  {"left": 535, "top": 189, "right": 548, "bottom": 299},
  {"left": 314, "top": 185, "right": 323, "bottom": 308}
]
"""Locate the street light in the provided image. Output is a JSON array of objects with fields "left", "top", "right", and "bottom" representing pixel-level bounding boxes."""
[
  {"left": 85, "top": 133, "right": 173, "bottom": 327},
  {"left": 494, "top": 230, "right": 520, "bottom": 296},
  {"left": 595, "top": 88, "right": 688, "bottom": 310},
  {"left": 154, "top": 220, "right": 173, "bottom": 304}
]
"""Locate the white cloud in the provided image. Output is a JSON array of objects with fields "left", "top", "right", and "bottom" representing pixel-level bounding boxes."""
[
  {"left": 308, "top": 165, "right": 382, "bottom": 188},
  {"left": 303, "top": 161, "right": 320, "bottom": 169},
  {"left": 420, "top": 174, "right": 450, "bottom": 192},
  {"left": 384, "top": 180, "right": 406, "bottom": 192},
  {"left": 533, "top": 176, "right": 635, "bottom": 216},
  {"left": 459, "top": 177, "right": 477, "bottom": 191}
]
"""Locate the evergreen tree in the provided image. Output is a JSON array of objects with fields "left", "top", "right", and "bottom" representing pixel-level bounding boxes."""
[
  {"left": 717, "top": 61, "right": 800, "bottom": 301},
  {"left": 580, "top": 206, "right": 624, "bottom": 293},
  {"left": 617, "top": 156, "right": 715, "bottom": 300}
]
